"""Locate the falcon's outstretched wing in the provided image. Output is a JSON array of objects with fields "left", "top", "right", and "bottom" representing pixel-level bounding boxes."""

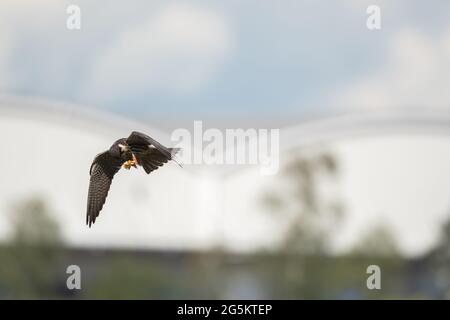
[
  {"left": 86, "top": 151, "right": 125, "bottom": 227},
  {"left": 126, "top": 131, "right": 180, "bottom": 173},
  {"left": 126, "top": 131, "right": 174, "bottom": 159},
  {"left": 135, "top": 147, "right": 180, "bottom": 174}
]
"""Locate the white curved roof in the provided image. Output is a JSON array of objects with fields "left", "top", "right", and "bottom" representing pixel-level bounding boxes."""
[{"left": 2, "top": 96, "right": 450, "bottom": 256}]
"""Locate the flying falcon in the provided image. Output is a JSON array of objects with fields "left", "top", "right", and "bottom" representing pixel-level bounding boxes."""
[{"left": 86, "top": 131, "right": 180, "bottom": 227}]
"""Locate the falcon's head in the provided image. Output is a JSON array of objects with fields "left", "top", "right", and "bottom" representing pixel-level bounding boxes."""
[{"left": 110, "top": 138, "right": 130, "bottom": 159}]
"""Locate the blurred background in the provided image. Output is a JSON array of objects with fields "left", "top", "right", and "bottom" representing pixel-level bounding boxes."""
[{"left": 1, "top": 0, "right": 450, "bottom": 299}]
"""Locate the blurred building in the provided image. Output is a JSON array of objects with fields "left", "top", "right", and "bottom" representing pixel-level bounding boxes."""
[{"left": 1, "top": 96, "right": 450, "bottom": 258}]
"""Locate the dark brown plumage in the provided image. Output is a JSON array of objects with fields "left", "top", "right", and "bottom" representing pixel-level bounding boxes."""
[{"left": 86, "top": 131, "right": 180, "bottom": 227}]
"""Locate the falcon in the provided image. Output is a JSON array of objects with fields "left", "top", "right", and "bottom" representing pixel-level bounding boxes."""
[{"left": 86, "top": 131, "right": 180, "bottom": 227}]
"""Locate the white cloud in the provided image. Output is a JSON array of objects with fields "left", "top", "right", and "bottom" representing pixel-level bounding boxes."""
[
  {"left": 83, "top": 4, "right": 233, "bottom": 100},
  {"left": 330, "top": 28, "right": 450, "bottom": 110},
  {"left": 0, "top": 0, "right": 63, "bottom": 90}
]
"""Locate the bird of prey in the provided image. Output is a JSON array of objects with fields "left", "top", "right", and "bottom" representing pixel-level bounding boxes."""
[{"left": 86, "top": 131, "right": 180, "bottom": 227}]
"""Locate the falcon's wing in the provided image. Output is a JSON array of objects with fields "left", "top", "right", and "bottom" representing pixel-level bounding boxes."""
[
  {"left": 86, "top": 151, "right": 124, "bottom": 227},
  {"left": 126, "top": 131, "right": 174, "bottom": 159},
  {"left": 134, "top": 147, "right": 180, "bottom": 174}
]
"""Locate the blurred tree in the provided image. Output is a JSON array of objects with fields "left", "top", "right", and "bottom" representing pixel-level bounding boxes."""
[
  {"left": 9, "top": 197, "right": 63, "bottom": 246},
  {"left": 0, "top": 196, "right": 65, "bottom": 299},
  {"left": 260, "top": 150, "right": 418, "bottom": 299},
  {"left": 429, "top": 215, "right": 450, "bottom": 298},
  {"left": 349, "top": 222, "right": 400, "bottom": 257},
  {"left": 261, "top": 151, "right": 344, "bottom": 298},
  {"left": 435, "top": 217, "right": 450, "bottom": 258},
  {"left": 263, "top": 152, "right": 343, "bottom": 254}
]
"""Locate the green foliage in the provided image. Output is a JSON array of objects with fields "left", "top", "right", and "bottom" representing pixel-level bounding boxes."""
[
  {"left": 262, "top": 152, "right": 343, "bottom": 254},
  {"left": 349, "top": 223, "right": 400, "bottom": 258},
  {"left": 86, "top": 257, "right": 174, "bottom": 299},
  {"left": 0, "top": 196, "right": 65, "bottom": 299},
  {"left": 9, "top": 197, "right": 63, "bottom": 246}
]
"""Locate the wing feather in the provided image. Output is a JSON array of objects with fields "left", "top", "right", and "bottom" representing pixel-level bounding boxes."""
[
  {"left": 86, "top": 151, "right": 124, "bottom": 227},
  {"left": 126, "top": 131, "right": 180, "bottom": 174},
  {"left": 135, "top": 147, "right": 180, "bottom": 174},
  {"left": 126, "top": 131, "right": 174, "bottom": 159}
]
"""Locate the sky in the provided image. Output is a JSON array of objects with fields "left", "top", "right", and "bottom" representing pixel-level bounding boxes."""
[{"left": 0, "top": 0, "right": 449, "bottom": 128}]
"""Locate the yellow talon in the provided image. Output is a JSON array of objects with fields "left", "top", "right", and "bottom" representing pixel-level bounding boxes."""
[{"left": 123, "top": 159, "right": 137, "bottom": 170}]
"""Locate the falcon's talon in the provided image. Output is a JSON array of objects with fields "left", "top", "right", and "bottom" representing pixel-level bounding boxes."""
[{"left": 123, "top": 159, "right": 137, "bottom": 170}]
